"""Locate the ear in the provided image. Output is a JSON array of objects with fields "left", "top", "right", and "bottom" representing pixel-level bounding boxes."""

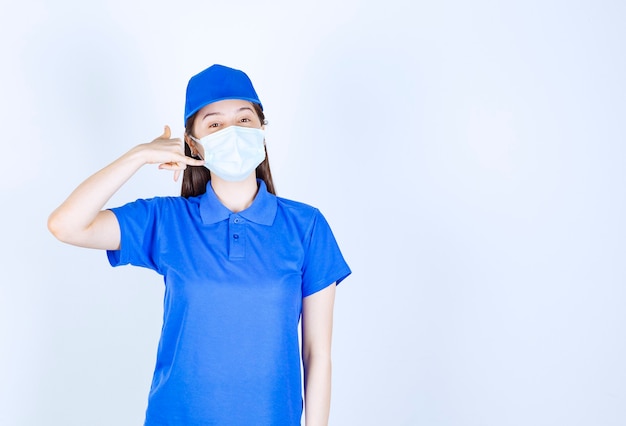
[{"left": 184, "top": 134, "right": 201, "bottom": 157}]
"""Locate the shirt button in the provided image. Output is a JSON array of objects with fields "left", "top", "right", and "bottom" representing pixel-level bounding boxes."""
[
  {"left": 234, "top": 218, "right": 241, "bottom": 223},
  {"left": 233, "top": 234, "right": 239, "bottom": 240}
]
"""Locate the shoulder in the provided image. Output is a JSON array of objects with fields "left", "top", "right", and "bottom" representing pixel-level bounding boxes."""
[
  {"left": 112, "top": 195, "right": 200, "bottom": 217},
  {"left": 275, "top": 196, "right": 321, "bottom": 221},
  {"left": 274, "top": 196, "right": 334, "bottom": 238},
  {"left": 276, "top": 196, "right": 317, "bottom": 213}
]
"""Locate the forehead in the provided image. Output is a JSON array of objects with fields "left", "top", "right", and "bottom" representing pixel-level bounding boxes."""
[{"left": 197, "top": 99, "right": 255, "bottom": 116}]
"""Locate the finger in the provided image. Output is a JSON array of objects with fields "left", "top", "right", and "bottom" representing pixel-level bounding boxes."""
[
  {"left": 158, "top": 162, "right": 187, "bottom": 171},
  {"left": 183, "top": 155, "right": 205, "bottom": 166},
  {"left": 174, "top": 169, "right": 181, "bottom": 182},
  {"left": 173, "top": 152, "right": 204, "bottom": 166},
  {"left": 161, "top": 125, "right": 171, "bottom": 140}
]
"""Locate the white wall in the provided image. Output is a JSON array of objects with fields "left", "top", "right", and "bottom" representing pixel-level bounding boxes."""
[{"left": 2, "top": 0, "right": 625, "bottom": 425}]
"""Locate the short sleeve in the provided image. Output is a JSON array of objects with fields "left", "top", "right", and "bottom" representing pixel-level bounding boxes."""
[
  {"left": 106, "top": 198, "right": 163, "bottom": 274},
  {"left": 301, "top": 209, "right": 351, "bottom": 297}
]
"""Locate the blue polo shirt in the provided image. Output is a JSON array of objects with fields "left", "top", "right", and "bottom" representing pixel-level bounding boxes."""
[{"left": 106, "top": 180, "right": 351, "bottom": 425}]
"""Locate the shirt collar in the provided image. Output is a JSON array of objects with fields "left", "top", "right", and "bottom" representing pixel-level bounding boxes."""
[{"left": 199, "top": 179, "right": 277, "bottom": 226}]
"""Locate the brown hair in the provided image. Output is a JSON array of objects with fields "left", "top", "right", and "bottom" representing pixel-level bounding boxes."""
[{"left": 181, "top": 102, "right": 276, "bottom": 198}]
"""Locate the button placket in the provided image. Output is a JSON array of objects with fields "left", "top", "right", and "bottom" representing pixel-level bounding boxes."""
[{"left": 229, "top": 215, "right": 246, "bottom": 259}]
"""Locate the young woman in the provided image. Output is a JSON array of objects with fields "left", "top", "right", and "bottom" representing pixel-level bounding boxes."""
[{"left": 48, "top": 64, "right": 351, "bottom": 426}]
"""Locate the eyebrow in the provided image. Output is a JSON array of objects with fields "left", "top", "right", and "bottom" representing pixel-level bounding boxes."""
[{"left": 201, "top": 106, "right": 255, "bottom": 120}]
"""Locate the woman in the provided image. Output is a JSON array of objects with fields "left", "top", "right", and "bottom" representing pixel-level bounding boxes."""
[{"left": 48, "top": 64, "right": 351, "bottom": 425}]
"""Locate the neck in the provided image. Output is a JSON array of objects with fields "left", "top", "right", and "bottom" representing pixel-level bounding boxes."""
[{"left": 210, "top": 173, "right": 259, "bottom": 213}]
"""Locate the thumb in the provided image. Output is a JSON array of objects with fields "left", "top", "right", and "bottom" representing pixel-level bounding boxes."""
[{"left": 161, "top": 125, "right": 171, "bottom": 139}]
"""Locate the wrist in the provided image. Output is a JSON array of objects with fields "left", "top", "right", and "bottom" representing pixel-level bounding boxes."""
[{"left": 124, "top": 143, "right": 151, "bottom": 167}]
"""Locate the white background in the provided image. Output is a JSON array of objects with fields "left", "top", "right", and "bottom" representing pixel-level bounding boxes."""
[{"left": 1, "top": 0, "right": 625, "bottom": 425}]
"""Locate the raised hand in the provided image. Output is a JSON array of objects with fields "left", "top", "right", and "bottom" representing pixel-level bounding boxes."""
[
  {"left": 48, "top": 125, "right": 206, "bottom": 249},
  {"left": 142, "top": 125, "right": 204, "bottom": 181}
]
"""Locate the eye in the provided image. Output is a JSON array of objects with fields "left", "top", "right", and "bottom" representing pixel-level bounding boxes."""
[
  {"left": 240, "top": 117, "right": 251, "bottom": 123},
  {"left": 209, "top": 122, "right": 220, "bottom": 128}
]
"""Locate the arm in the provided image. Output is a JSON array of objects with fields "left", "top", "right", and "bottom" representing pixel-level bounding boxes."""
[
  {"left": 302, "top": 283, "right": 336, "bottom": 426},
  {"left": 47, "top": 126, "right": 203, "bottom": 250}
]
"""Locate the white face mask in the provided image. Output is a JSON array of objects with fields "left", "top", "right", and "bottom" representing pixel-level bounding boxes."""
[{"left": 189, "top": 126, "right": 266, "bottom": 182}]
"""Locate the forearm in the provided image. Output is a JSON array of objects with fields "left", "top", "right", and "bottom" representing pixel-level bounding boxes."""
[
  {"left": 48, "top": 126, "right": 202, "bottom": 249},
  {"left": 303, "top": 354, "right": 332, "bottom": 426},
  {"left": 48, "top": 146, "right": 146, "bottom": 243}
]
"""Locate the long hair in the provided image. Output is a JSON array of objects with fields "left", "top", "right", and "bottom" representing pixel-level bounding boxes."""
[{"left": 181, "top": 102, "right": 276, "bottom": 198}]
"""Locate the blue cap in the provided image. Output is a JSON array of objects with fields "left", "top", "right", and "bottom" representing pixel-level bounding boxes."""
[{"left": 184, "top": 64, "right": 263, "bottom": 125}]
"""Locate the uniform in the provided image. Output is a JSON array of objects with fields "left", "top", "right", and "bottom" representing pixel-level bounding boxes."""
[{"left": 107, "top": 180, "right": 351, "bottom": 425}]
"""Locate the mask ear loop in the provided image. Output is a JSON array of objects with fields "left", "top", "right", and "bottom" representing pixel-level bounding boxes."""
[
  {"left": 262, "top": 120, "right": 269, "bottom": 146},
  {"left": 185, "top": 134, "right": 204, "bottom": 161}
]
